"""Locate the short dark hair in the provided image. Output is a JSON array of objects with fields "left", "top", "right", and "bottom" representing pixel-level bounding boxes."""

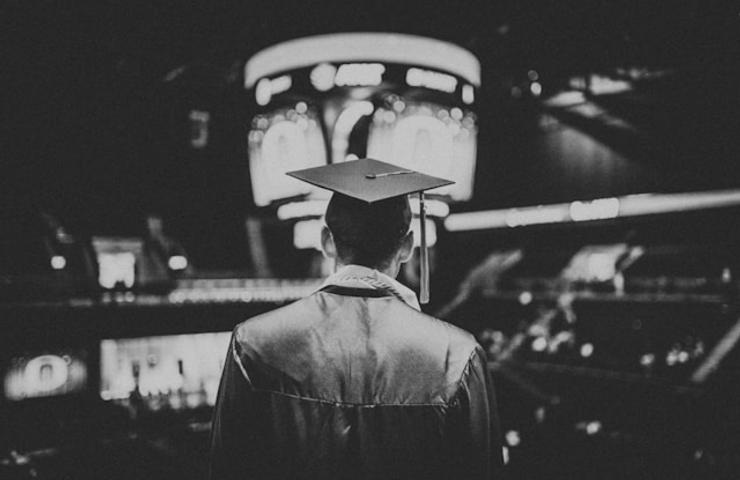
[{"left": 325, "top": 193, "right": 411, "bottom": 269}]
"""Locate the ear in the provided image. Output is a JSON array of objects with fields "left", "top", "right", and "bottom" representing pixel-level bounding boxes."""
[
  {"left": 320, "top": 225, "right": 337, "bottom": 259},
  {"left": 398, "top": 231, "right": 414, "bottom": 264}
]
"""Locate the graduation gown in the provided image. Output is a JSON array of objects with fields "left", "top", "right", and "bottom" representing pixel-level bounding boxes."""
[{"left": 209, "top": 284, "right": 503, "bottom": 480}]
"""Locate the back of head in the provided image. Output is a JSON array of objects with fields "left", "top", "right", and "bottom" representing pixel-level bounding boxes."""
[{"left": 325, "top": 193, "right": 411, "bottom": 269}]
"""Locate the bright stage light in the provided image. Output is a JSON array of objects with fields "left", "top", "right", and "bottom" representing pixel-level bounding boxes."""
[
  {"left": 462, "top": 84, "right": 475, "bottom": 104},
  {"left": 277, "top": 200, "right": 329, "bottom": 220},
  {"left": 255, "top": 78, "right": 271, "bottom": 106},
  {"left": 409, "top": 199, "right": 450, "bottom": 218},
  {"left": 411, "top": 219, "right": 437, "bottom": 248},
  {"left": 589, "top": 74, "right": 632, "bottom": 95},
  {"left": 444, "top": 210, "right": 510, "bottom": 231},
  {"left": 532, "top": 337, "right": 547, "bottom": 352},
  {"left": 310, "top": 63, "right": 337, "bottom": 91},
  {"left": 505, "top": 430, "right": 521, "bottom": 447},
  {"left": 245, "top": 33, "right": 480, "bottom": 89},
  {"left": 293, "top": 219, "right": 324, "bottom": 250},
  {"left": 543, "top": 91, "right": 586, "bottom": 108},
  {"left": 569, "top": 198, "right": 620, "bottom": 221},
  {"left": 271, "top": 75, "right": 292, "bottom": 95},
  {"left": 98, "top": 252, "right": 136, "bottom": 289},
  {"left": 406, "top": 68, "right": 458, "bottom": 93},
  {"left": 445, "top": 189, "right": 740, "bottom": 232},
  {"left": 335, "top": 63, "right": 385, "bottom": 87},
  {"left": 168, "top": 255, "right": 188, "bottom": 271},
  {"left": 505, "top": 205, "right": 568, "bottom": 227},
  {"left": 50, "top": 255, "right": 66, "bottom": 270},
  {"left": 248, "top": 106, "right": 328, "bottom": 207},
  {"left": 518, "top": 291, "right": 533, "bottom": 305},
  {"left": 585, "top": 421, "right": 602, "bottom": 435},
  {"left": 255, "top": 75, "right": 293, "bottom": 106}
]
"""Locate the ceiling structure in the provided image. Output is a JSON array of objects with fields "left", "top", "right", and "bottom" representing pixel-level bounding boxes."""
[{"left": 3, "top": 0, "right": 739, "bottom": 228}]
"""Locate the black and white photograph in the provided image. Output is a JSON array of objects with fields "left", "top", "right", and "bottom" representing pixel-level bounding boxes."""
[{"left": 2, "top": 1, "right": 740, "bottom": 478}]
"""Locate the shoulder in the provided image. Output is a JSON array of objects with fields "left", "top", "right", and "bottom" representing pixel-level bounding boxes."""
[
  {"left": 387, "top": 299, "right": 479, "bottom": 352},
  {"left": 233, "top": 292, "right": 478, "bottom": 352},
  {"left": 233, "top": 294, "right": 323, "bottom": 347},
  {"left": 376, "top": 300, "right": 484, "bottom": 401},
  {"left": 369, "top": 298, "right": 482, "bottom": 381}
]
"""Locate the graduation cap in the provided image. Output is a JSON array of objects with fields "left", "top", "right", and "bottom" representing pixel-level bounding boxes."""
[{"left": 287, "top": 158, "right": 454, "bottom": 304}]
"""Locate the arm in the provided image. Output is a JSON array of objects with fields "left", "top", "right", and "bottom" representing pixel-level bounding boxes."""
[
  {"left": 209, "top": 332, "right": 259, "bottom": 480},
  {"left": 454, "top": 346, "right": 505, "bottom": 479}
]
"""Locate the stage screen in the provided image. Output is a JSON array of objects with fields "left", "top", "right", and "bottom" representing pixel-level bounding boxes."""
[
  {"left": 100, "top": 332, "right": 231, "bottom": 410},
  {"left": 3, "top": 350, "right": 88, "bottom": 401},
  {"left": 366, "top": 101, "right": 477, "bottom": 201},
  {"left": 248, "top": 104, "right": 329, "bottom": 207},
  {"left": 92, "top": 237, "right": 143, "bottom": 289}
]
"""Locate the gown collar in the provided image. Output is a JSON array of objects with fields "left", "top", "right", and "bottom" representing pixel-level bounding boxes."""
[{"left": 319, "top": 264, "right": 421, "bottom": 311}]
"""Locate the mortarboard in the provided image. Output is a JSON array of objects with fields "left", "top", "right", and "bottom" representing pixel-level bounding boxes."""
[{"left": 287, "top": 158, "right": 454, "bottom": 304}]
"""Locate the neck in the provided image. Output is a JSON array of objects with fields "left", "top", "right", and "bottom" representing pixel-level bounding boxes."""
[{"left": 335, "top": 260, "right": 400, "bottom": 279}]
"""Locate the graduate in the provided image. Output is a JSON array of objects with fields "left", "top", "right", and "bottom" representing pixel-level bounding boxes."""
[{"left": 210, "top": 159, "right": 503, "bottom": 480}]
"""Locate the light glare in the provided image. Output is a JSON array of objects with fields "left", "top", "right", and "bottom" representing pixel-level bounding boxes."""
[
  {"left": 406, "top": 67, "right": 458, "bottom": 93},
  {"left": 245, "top": 33, "right": 481, "bottom": 88},
  {"left": 570, "top": 198, "right": 620, "bottom": 221},
  {"left": 293, "top": 219, "right": 324, "bottom": 250},
  {"left": 51, "top": 255, "right": 66, "bottom": 270},
  {"left": 168, "top": 256, "right": 188, "bottom": 271},
  {"left": 462, "top": 84, "right": 475, "bottom": 104},
  {"left": 589, "top": 74, "right": 632, "bottom": 95},
  {"left": 409, "top": 199, "right": 450, "bottom": 218},
  {"left": 518, "top": 291, "right": 533, "bottom": 305},
  {"left": 310, "top": 63, "right": 337, "bottom": 91},
  {"left": 335, "top": 63, "right": 385, "bottom": 87},
  {"left": 505, "top": 430, "right": 521, "bottom": 447},
  {"left": 532, "top": 337, "right": 547, "bottom": 352},
  {"left": 506, "top": 205, "right": 568, "bottom": 227},
  {"left": 270, "top": 75, "right": 292, "bottom": 95},
  {"left": 255, "top": 78, "right": 272, "bottom": 106},
  {"left": 543, "top": 91, "right": 586, "bottom": 108},
  {"left": 586, "top": 421, "right": 602, "bottom": 435},
  {"left": 580, "top": 343, "right": 594, "bottom": 358},
  {"left": 410, "top": 219, "right": 437, "bottom": 248},
  {"left": 277, "top": 200, "right": 329, "bottom": 220}
]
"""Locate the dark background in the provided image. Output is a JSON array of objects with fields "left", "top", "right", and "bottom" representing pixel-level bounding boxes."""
[
  {"left": 2, "top": 4, "right": 740, "bottom": 478},
  {"left": 3, "top": 0, "right": 739, "bottom": 260}
]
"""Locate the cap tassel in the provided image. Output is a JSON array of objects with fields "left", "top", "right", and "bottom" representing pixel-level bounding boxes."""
[{"left": 419, "top": 191, "right": 430, "bottom": 305}]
